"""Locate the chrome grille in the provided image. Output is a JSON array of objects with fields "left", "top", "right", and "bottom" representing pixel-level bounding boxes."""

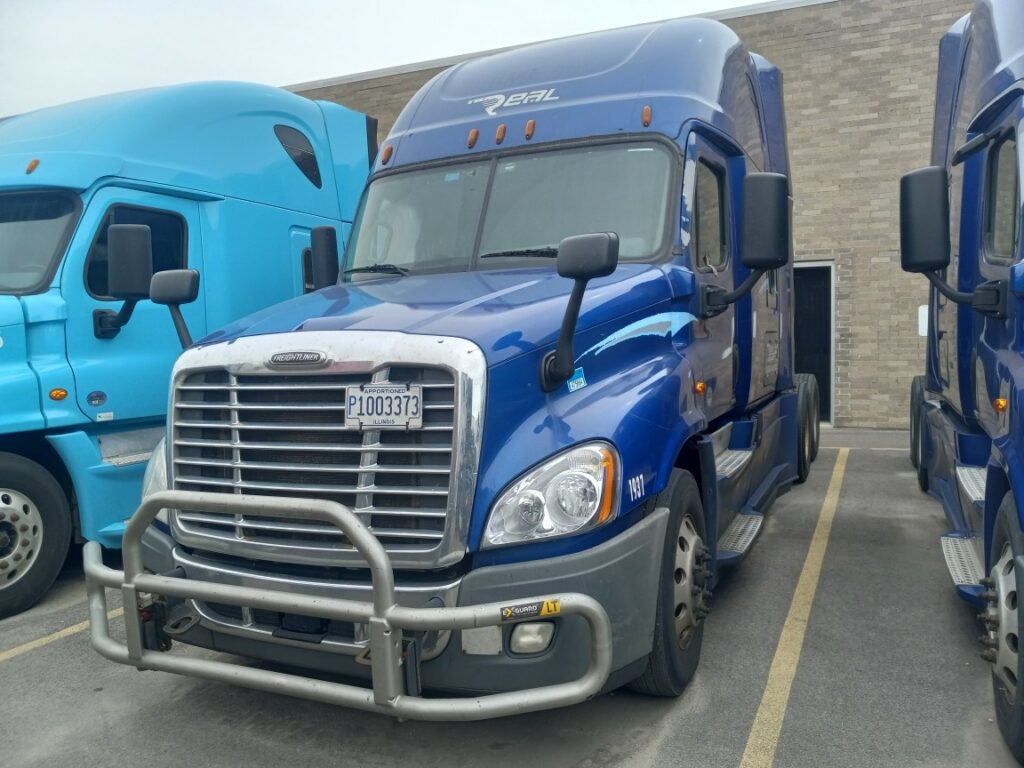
[{"left": 171, "top": 365, "right": 456, "bottom": 560}]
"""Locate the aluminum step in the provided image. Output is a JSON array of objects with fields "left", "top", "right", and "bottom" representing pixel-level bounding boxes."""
[
  {"left": 719, "top": 513, "right": 763, "bottom": 555},
  {"left": 955, "top": 465, "right": 986, "bottom": 503},
  {"left": 940, "top": 535, "right": 984, "bottom": 586},
  {"left": 717, "top": 449, "right": 752, "bottom": 480}
]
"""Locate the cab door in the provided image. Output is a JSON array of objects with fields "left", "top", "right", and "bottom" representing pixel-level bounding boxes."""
[
  {"left": 973, "top": 109, "right": 1021, "bottom": 444},
  {"left": 62, "top": 188, "right": 207, "bottom": 423},
  {"left": 683, "top": 132, "right": 738, "bottom": 420}
]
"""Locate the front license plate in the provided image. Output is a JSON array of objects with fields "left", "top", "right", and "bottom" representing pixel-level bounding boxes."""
[{"left": 345, "top": 384, "right": 423, "bottom": 430}]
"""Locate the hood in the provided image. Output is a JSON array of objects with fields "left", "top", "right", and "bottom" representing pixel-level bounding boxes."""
[{"left": 199, "top": 264, "right": 673, "bottom": 366}]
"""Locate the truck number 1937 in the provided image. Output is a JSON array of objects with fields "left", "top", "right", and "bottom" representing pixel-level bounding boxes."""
[{"left": 628, "top": 473, "right": 646, "bottom": 502}]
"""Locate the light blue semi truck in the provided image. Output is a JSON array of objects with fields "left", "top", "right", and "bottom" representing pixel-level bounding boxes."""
[{"left": 0, "top": 82, "right": 374, "bottom": 617}]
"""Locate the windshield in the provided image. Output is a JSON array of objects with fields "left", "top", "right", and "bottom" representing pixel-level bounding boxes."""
[
  {"left": 0, "top": 190, "right": 80, "bottom": 294},
  {"left": 344, "top": 141, "right": 674, "bottom": 279}
]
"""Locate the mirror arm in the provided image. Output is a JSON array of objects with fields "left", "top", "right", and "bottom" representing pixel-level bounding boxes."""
[
  {"left": 92, "top": 299, "right": 138, "bottom": 340},
  {"left": 924, "top": 270, "right": 973, "bottom": 304},
  {"left": 541, "top": 280, "right": 587, "bottom": 392},
  {"left": 166, "top": 305, "right": 193, "bottom": 349},
  {"left": 701, "top": 268, "right": 767, "bottom": 317}
]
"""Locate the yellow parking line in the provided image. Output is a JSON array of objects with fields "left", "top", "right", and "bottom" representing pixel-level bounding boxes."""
[
  {"left": 739, "top": 448, "right": 850, "bottom": 768},
  {"left": 0, "top": 607, "right": 123, "bottom": 663}
]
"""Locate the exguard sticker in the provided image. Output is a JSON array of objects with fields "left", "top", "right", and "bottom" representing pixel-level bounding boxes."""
[
  {"left": 500, "top": 599, "right": 561, "bottom": 622},
  {"left": 567, "top": 367, "right": 588, "bottom": 392}
]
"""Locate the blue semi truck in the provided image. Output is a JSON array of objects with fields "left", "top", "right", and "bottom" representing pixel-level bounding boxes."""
[
  {"left": 85, "top": 19, "right": 820, "bottom": 718},
  {"left": 900, "top": 0, "right": 1024, "bottom": 760},
  {"left": 0, "top": 82, "right": 374, "bottom": 617}
]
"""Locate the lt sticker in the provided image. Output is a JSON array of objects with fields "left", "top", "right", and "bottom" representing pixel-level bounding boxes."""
[
  {"left": 500, "top": 599, "right": 561, "bottom": 622},
  {"left": 567, "top": 367, "right": 588, "bottom": 392}
]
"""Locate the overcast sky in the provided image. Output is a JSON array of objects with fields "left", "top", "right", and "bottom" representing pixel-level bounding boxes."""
[{"left": 1, "top": 0, "right": 792, "bottom": 115}]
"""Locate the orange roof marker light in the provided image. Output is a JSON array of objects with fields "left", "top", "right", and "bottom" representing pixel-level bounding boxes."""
[
  {"left": 25, "top": 159, "right": 40, "bottom": 175},
  {"left": 641, "top": 105, "right": 652, "bottom": 127},
  {"left": 525, "top": 119, "right": 536, "bottom": 140},
  {"left": 380, "top": 144, "right": 393, "bottom": 165},
  {"left": 467, "top": 128, "right": 479, "bottom": 148},
  {"left": 495, "top": 124, "right": 507, "bottom": 144}
]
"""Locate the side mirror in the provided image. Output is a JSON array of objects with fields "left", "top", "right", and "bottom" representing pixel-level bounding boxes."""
[
  {"left": 741, "top": 172, "right": 791, "bottom": 271},
  {"left": 94, "top": 224, "right": 154, "bottom": 339},
  {"left": 900, "top": 166, "right": 950, "bottom": 273},
  {"left": 107, "top": 224, "right": 154, "bottom": 299},
  {"left": 702, "top": 173, "right": 790, "bottom": 318},
  {"left": 541, "top": 233, "right": 619, "bottom": 392},
  {"left": 151, "top": 269, "right": 200, "bottom": 349},
  {"left": 310, "top": 226, "right": 340, "bottom": 290}
]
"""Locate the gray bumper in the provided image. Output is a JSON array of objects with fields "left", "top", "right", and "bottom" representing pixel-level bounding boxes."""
[
  {"left": 138, "top": 506, "right": 667, "bottom": 694},
  {"left": 84, "top": 491, "right": 665, "bottom": 720}
]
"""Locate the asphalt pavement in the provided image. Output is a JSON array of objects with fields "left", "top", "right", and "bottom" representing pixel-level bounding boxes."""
[{"left": 0, "top": 429, "right": 1016, "bottom": 768}]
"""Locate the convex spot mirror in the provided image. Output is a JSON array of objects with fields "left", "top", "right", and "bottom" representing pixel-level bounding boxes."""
[
  {"left": 557, "top": 232, "right": 619, "bottom": 280},
  {"left": 107, "top": 224, "right": 154, "bottom": 300},
  {"left": 741, "top": 173, "right": 791, "bottom": 271},
  {"left": 150, "top": 269, "right": 200, "bottom": 306},
  {"left": 900, "top": 166, "right": 950, "bottom": 274}
]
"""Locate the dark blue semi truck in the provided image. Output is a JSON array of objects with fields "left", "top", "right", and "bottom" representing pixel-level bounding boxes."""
[
  {"left": 900, "top": 0, "right": 1024, "bottom": 760},
  {"left": 85, "top": 18, "right": 820, "bottom": 718}
]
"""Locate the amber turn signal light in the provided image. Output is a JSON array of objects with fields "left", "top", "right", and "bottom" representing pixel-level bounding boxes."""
[
  {"left": 695, "top": 381, "right": 708, "bottom": 395},
  {"left": 49, "top": 388, "right": 68, "bottom": 401},
  {"left": 995, "top": 398, "right": 1009, "bottom": 413}
]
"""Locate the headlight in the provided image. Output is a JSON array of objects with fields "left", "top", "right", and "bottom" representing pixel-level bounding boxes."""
[
  {"left": 141, "top": 438, "right": 170, "bottom": 524},
  {"left": 483, "top": 442, "right": 618, "bottom": 548}
]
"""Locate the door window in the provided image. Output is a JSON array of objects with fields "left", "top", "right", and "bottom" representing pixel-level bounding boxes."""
[
  {"left": 85, "top": 206, "right": 186, "bottom": 298},
  {"left": 986, "top": 136, "right": 1020, "bottom": 262},
  {"left": 694, "top": 161, "right": 727, "bottom": 270}
]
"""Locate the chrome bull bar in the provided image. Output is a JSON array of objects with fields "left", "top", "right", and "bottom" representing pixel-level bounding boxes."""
[{"left": 84, "top": 490, "right": 613, "bottom": 721}]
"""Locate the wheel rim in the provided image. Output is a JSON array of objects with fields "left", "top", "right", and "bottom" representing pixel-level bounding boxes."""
[
  {"left": 989, "top": 543, "right": 1020, "bottom": 701},
  {"left": 0, "top": 488, "right": 44, "bottom": 590},
  {"left": 672, "top": 515, "right": 707, "bottom": 650}
]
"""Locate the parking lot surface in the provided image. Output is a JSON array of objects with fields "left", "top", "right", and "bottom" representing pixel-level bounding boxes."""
[{"left": 1, "top": 429, "right": 1017, "bottom": 768}]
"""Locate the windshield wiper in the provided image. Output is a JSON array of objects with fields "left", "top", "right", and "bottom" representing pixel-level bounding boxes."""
[
  {"left": 344, "top": 263, "right": 410, "bottom": 277},
  {"left": 479, "top": 247, "right": 558, "bottom": 259}
]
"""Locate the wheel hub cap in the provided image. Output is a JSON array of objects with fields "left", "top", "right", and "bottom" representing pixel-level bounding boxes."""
[
  {"left": 0, "top": 489, "right": 44, "bottom": 589},
  {"left": 986, "top": 543, "right": 1019, "bottom": 700},
  {"left": 673, "top": 516, "right": 710, "bottom": 650}
]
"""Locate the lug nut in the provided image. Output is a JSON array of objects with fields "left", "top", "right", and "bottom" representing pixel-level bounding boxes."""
[
  {"left": 979, "top": 613, "right": 1001, "bottom": 628},
  {"left": 981, "top": 590, "right": 998, "bottom": 603},
  {"left": 981, "top": 577, "right": 995, "bottom": 588},
  {"left": 981, "top": 649, "right": 998, "bottom": 663},
  {"left": 979, "top": 635, "right": 999, "bottom": 649}
]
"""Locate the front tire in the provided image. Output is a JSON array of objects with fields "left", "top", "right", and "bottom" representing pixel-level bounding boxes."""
[
  {"left": 0, "top": 453, "right": 72, "bottom": 619},
  {"left": 629, "top": 469, "right": 710, "bottom": 697},
  {"left": 988, "top": 495, "right": 1024, "bottom": 762}
]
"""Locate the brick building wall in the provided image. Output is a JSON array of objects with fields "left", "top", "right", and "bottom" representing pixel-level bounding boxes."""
[{"left": 295, "top": 0, "right": 971, "bottom": 428}]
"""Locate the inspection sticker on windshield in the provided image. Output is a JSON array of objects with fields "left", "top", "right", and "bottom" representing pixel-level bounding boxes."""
[
  {"left": 500, "top": 599, "right": 561, "bottom": 622},
  {"left": 345, "top": 384, "right": 423, "bottom": 430}
]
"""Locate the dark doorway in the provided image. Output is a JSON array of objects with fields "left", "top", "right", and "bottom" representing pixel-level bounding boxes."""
[{"left": 794, "top": 265, "right": 832, "bottom": 422}]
